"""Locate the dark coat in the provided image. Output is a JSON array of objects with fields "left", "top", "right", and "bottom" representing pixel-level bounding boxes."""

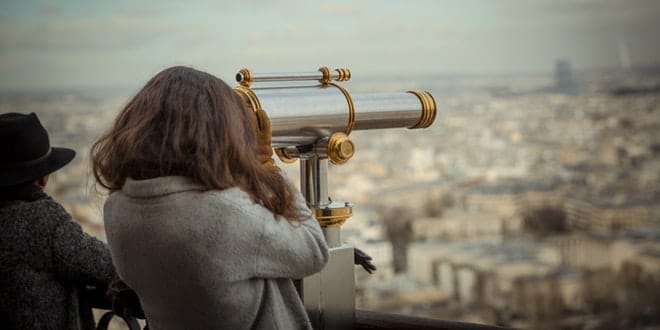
[{"left": 0, "top": 188, "right": 115, "bottom": 329}]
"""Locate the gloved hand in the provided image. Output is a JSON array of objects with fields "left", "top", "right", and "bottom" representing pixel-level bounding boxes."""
[
  {"left": 354, "top": 248, "right": 377, "bottom": 274},
  {"left": 248, "top": 108, "right": 278, "bottom": 171},
  {"left": 106, "top": 276, "right": 146, "bottom": 319}
]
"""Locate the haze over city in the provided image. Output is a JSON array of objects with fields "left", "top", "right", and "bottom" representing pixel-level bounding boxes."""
[{"left": 2, "top": 0, "right": 660, "bottom": 90}]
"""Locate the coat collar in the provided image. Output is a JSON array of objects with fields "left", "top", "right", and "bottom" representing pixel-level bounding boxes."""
[{"left": 121, "top": 176, "right": 206, "bottom": 198}]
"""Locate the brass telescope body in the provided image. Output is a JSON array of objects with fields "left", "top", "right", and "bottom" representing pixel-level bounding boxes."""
[
  {"left": 234, "top": 67, "right": 436, "bottom": 165},
  {"left": 233, "top": 67, "right": 437, "bottom": 330}
]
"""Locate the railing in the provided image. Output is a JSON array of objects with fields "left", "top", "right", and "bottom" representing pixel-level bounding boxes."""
[
  {"left": 96, "top": 311, "right": 141, "bottom": 330},
  {"left": 86, "top": 287, "right": 514, "bottom": 330},
  {"left": 355, "top": 310, "right": 515, "bottom": 330},
  {"left": 82, "top": 286, "right": 143, "bottom": 330}
]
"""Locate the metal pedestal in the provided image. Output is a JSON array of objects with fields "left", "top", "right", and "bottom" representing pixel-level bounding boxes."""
[
  {"left": 299, "top": 156, "right": 356, "bottom": 330},
  {"left": 303, "top": 244, "right": 355, "bottom": 330}
]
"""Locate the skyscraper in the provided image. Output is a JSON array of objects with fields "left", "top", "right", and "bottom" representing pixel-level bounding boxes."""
[{"left": 554, "top": 59, "right": 579, "bottom": 94}]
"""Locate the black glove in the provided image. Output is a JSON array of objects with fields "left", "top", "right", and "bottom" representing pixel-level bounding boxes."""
[
  {"left": 107, "top": 276, "right": 146, "bottom": 319},
  {"left": 354, "top": 248, "right": 377, "bottom": 274}
]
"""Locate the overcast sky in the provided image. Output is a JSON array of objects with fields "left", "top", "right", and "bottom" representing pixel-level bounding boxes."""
[{"left": 1, "top": 0, "right": 659, "bottom": 90}]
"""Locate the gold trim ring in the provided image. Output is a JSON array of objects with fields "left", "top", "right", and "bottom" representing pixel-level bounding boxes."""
[
  {"left": 314, "top": 206, "right": 353, "bottom": 227},
  {"left": 406, "top": 90, "right": 437, "bottom": 129},
  {"left": 236, "top": 86, "right": 296, "bottom": 164},
  {"left": 236, "top": 86, "right": 300, "bottom": 164},
  {"left": 274, "top": 148, "right": 298, "bottom": 164},
  {"left": 237, "top": 68, "right": 254, "bottom": 87},
  {"left": 234, "top": 86, "right": 262, "bottom": 112},
  {"left": 328, "top": 83, "right": 355, "bottom": 136},
  {"left": 334, "top": 68, "right": 351, "bottom": 82},
  {"left": 318, "top": 66, "right": 331, "bottom": 84}
]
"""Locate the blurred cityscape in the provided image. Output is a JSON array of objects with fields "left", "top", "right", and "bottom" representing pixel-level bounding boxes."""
[{"left": 1, "top": 63, "right": 659, "bottom": 330}]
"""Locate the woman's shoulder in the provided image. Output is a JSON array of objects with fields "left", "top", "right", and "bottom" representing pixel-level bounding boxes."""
[
  {"left": 206, "top": 186, "right": 249, "bottom": 199},
  {"left": 204, "top": 187, "right": 255, "bottom": 210},
  {"left": 201, "top": 187, "right": 277, "bottom": 222}
]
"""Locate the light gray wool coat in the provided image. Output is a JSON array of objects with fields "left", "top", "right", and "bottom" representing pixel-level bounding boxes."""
[
  {"left": 0, "top": 191, "right": 115, "bottom": 330},
  {"left": 103, "top": 176, "right": 329, "bottom": 330}
]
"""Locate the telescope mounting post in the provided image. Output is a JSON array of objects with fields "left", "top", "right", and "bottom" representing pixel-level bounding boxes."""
[{"left": 298, "top": 140, "right": 355, "bottom": 330}]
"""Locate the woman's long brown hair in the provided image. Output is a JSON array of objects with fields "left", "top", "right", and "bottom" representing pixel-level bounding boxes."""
[{"left": 91, "top": 66, "right": 301, "bottom": 220}]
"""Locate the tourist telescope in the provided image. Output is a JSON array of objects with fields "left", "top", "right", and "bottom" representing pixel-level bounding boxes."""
[
  {"left": 235, "top": 67, "right": 436, "bottom": 150},
  {"left": 234, "top": 67, "right": 437, "bottom": 330}
]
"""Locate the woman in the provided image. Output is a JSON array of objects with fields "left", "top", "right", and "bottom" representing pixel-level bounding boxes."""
[
  {"left": 92, "top": 66, "right": 329, "bottom": 329},
  {"left": 0, "top": 112, "right": 115, "bottom": 329}
]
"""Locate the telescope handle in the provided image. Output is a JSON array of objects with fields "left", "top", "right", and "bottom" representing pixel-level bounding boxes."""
[{"left": 236, "top": 67, "right": 351, "bottom": 87}]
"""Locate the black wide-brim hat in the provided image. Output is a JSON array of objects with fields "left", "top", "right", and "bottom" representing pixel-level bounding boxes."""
[{"left": 0, "top": 112, "right": 76, "bottom": 187}]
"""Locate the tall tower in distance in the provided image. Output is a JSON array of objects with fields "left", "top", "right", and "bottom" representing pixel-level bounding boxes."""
[{"left": 554, "top": 59, "right": 579, "bottom": 94}]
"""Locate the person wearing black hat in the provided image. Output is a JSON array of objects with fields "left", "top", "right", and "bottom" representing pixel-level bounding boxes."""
[{"left": 0, "top": 112, "right": 116, "bottom": 329}]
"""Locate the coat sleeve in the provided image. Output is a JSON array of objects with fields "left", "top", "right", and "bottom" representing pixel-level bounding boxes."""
[
  {"left": 253, "top": 192, "right": 329, "bottom": 279},
  {"left": 50, "top": 204, "right": 115, "bottom": 287},
  {"left": 208, "top": 185, "right": 329, "bottom": 281}
]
